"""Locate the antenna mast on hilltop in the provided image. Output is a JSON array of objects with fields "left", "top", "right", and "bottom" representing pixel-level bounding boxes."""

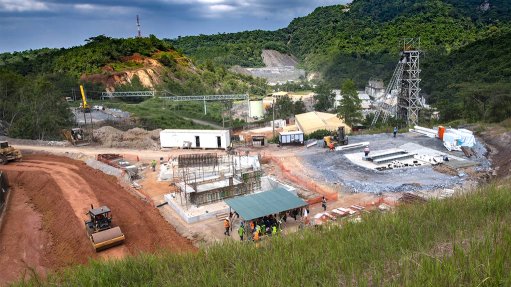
[{"left": 136, "top": 15, "right": 142, "bottom": 38}]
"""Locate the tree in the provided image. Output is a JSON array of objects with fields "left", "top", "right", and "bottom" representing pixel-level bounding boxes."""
[
  {"left": 314, "top": 81, "right": 334, "bottom": 111},
  {"left": 337, "top": 79, "right": 363, "bottom": 126},
  {"left": 8, "top": 75, "right": 72, "bottom": 140},
  {"left": 275, "top": 95, "right": 294, "bottom": 119},
  {"left": 293, "top": 98, "right": 306, "bottom": 115}
]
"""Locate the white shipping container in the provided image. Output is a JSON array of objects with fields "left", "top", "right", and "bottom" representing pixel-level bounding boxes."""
[
  {"left": 279, "top": 131, "right": 304, "bottom": 145},
  {"left": 160, "top": 129, "right": 231, "bottom": 150}
]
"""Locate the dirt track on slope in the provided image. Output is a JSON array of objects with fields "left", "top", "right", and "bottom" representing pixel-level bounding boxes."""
[
  {"left": 481, "top": 130, "right": 511, "bottom": 179},
  {"left": 0, "top": 154, "right": 196, "bottom": 285}
]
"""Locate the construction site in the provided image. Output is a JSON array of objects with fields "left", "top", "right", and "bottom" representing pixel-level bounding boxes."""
[{"left": 0, "top": 39, "right": 504, "bottom": 285}]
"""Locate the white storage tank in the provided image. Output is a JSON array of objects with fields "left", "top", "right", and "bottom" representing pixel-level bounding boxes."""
[
  {"left": 249, "top": 100, "right": 264, "bottom": 119},
  {"left": 160, "top": 129, "right": 231, "bottom": 150}
]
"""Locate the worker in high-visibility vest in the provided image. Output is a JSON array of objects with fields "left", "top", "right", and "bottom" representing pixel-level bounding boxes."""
[
  {"left": 238, "top": 225, "right": 244, "bottom": 241},
  {"left": 271, "top": 225, "right": 277, "bottom": 236},
  {"left": 253, "top": 230, "right": 260, "bottom": 242}
]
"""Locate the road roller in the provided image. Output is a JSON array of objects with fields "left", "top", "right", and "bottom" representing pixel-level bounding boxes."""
[{"left": 85, "top": 205, "right": 125, "bottom": 252}]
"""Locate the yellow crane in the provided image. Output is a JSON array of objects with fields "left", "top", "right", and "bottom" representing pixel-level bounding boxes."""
[{"left": 79, "top": 85, "right": 91, "bottom": 113}]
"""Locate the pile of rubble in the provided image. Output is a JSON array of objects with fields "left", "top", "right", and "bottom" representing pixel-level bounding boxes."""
[{"left": 93, "top": 126, "right": 161, "bottom": 149}]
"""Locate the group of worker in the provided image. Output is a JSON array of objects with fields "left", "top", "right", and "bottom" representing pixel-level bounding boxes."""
[{"left": 224, "top": 214, "right": 281, "bottom": 242}]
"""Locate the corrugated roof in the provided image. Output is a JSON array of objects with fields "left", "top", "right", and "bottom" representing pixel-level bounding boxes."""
[
  {"left": 225, "top": 188, "right": 307, "bottom": 221},
  {"left": 295, "top": 111, "right": 351, "bottom": 134}
]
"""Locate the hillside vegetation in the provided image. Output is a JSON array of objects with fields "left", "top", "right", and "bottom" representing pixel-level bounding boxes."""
[
  {"left": 171, "top": 0, "right": 511, "bottom": 123},
  {"left": 423, "top": 30, "right": 511, "bottom": 122},
  {"left": 17, "top": 181, "right": 511, "bottom": 286},
  {"left": 0, "top": 36, "right": 268, "bottom": 139}
]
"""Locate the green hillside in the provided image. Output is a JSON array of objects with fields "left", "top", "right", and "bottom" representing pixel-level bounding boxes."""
[
  {"left": 17, "top": 181, "right": 511, "bottom": 286},
  {"left": 0, "top": 36, "right": 268, "bottom": 139},
  {"left": 423, "top": 30, "right": 511, "bottom": 122},
  {"left": 172, "top": 0, "right": 511, "bottom": 74},
  {"left": 171, "top": 0, "right": 511, "bottom": 122}
]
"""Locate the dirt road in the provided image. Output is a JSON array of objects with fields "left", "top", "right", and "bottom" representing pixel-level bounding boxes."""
[{"left": 0, "top": 154, "right": 196, "bottom": 285}]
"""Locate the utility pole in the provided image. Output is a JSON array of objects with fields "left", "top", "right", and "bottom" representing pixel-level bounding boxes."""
[
  {"left": 136, "top": 15, "right": 141, "bottom": 38},
  {"left": 272, "top": 96, "right": 275, "bottom": 139}
]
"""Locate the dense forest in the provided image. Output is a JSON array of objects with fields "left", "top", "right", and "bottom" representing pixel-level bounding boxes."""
[
  {"left": 171, "top": 0, "right": 511, "bottom": 123},
  {"left": 423, "top": 30, "right": 511, "bottom": 122}
]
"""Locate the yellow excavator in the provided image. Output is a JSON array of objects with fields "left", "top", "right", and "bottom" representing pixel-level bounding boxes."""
[
  {"left": 79, "top": 85, "right": 91, "bottom": 113},
  {"left": 85, "top": 205, "right": 125, "bottom": 252},
  {"left": 0, "top": 141, "right": 22, "bottom": 164}
]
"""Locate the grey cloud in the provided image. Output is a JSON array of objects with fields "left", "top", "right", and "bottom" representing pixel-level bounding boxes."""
[{"left": 0, "top": 0, "right": 349, "bottom": 52}]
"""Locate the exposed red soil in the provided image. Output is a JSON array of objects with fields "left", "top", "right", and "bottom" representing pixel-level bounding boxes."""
[
  {"left": 0, "top": 154, "right": 196, "bottom": 285},
  {"left": 0, "top": 176, "right": 51, "bottom": 285}
]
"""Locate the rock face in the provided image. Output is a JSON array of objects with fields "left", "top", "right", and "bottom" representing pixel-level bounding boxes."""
[
  {"left": 80, "top": 53, "right": 163, "bottom": 91},
  {"left": 261, "top": 49, "right": 299, "bottom": 67}
]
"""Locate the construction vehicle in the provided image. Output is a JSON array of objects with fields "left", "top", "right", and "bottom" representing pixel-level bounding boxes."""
[
  {"left": 62, "top": 128, "right": 90, "bottom": 146},
  {"left": 79, "top": 85, "right": 91, "bottom": 113},
  {"left": 323, "top": 127, "right": 349, "bottom": 151},
  {"left": 0, "top": 141, "right": 22, "bottom": 164},
  {"left": 85, "top": 205, "right": 125, "bottom": 252}
]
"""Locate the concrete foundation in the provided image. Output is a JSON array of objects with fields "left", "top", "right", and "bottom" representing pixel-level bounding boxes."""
[{"left": 164, "top": 176, "right": 298, "bottom": 223}]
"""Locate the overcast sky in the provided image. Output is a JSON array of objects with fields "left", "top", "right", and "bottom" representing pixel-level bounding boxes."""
[{"left": 0, "top": 0, "right": 350, "bottom": 52}]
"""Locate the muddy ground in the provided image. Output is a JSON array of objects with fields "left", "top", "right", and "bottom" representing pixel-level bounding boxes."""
[{"left": 0, "top": 154, "right": 196, "bottom": 285}]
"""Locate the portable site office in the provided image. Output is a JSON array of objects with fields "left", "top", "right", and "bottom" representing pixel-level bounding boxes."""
[
  {"left": 279, "top": 131, "right": 304, "bottom": 145},
  {"left": 160, "top": 129, "right": 231, "bottom": 150}
]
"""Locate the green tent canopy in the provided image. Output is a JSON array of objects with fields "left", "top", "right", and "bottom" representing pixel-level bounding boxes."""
[{"left": 225, "top": 188, "right": 307, "bottom": 221}]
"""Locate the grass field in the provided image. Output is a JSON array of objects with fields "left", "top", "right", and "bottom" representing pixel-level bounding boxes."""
[
  {"left": 79, "top": 98, "right": 227, "bottom": 129},
  {"left": 16, "top": 181, "right": 511, "bottom": 286}
]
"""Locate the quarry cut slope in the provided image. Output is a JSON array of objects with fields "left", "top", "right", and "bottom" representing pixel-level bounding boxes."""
[{"left": 261, "top": 49, "right": 299, "bottom": 67}]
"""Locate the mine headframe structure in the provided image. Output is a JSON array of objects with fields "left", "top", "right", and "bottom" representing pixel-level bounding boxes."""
[{"left": 372, "top": 38, "right": 423, "bottom": 127}]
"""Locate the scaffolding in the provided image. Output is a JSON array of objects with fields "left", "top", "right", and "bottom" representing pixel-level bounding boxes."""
[
  {"left": 174, "top": 153, "right": 262, "bottom": 207},
  {"left": 372, "top": 38, "right": 423, "bottom": 126}
]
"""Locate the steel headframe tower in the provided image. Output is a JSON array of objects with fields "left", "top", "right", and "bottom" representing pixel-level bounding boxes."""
[
  {"left": 371, "top": 38, "right": 423, "bottom": 127},
  {"left": 398, "top": 38, "right": 422, "bottom": 126},
  {"left": 136, "top": 15, "right": 141, "bottom": 38}
]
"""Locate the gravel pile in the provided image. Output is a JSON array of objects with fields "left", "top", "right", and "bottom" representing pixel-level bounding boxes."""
[
  {"left": 93, "top": 126, "right": 161, "bottom": 149},
  {"left": 299, "top": 132, "right": 487, "bottom": 194}
]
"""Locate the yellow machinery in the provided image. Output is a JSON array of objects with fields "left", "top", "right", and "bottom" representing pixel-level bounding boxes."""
[
  {"left": 85, "top": 205, "right": 125, "bottom": 252},
  {"left": 62, "top": 128, "right": 90, "bottom": 146},
  {"left": 323, "top": 127, "right": 348, "bottom": 150},
  {"left": 0, "top": 141, "right": 22, "bottom": 164},
  {"left": 79, "top": 85, "right": 91, "bottom": 113}
]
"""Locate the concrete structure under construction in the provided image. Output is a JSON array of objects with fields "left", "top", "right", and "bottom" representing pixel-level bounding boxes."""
[{"left": 160, "top": 152, "right": 296, "bottom": 223}]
